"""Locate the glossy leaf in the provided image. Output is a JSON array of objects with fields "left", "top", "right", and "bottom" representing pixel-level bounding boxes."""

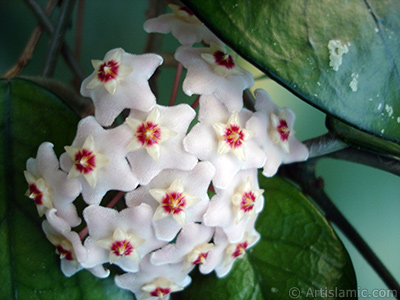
[
  {"left": 181, "top": 176, "right": 357, "bottom": 300},
  {"left": 182, "top": 0, "right": 400, "bottom": 145},
  {"left": 0, "top": 78, "right": 132, "bottom": 300}
]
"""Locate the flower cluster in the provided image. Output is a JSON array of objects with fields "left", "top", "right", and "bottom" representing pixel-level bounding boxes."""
[{"left": 24, "top": 4, "right": 308, "bottom": 300}]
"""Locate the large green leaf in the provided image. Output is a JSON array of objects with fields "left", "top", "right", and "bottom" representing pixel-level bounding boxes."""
[
  {"left": 182, "top": 0, "right": 400, "bottom": 146},
  {"left": 181, "top": 176, "right": 357, "bottom": 300},
  {"left": 0, "top": 78, "right": 132, "bottom": 300}
]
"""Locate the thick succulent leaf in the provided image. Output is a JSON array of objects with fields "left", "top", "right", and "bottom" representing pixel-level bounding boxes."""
[
  {"left": 182, "top": 0, "right": 400, "bottom": 147},
  {"left": 0, "top": 78, "right": 132, "bottom": 300},
  {"left": 181, "top": 176, "right": 357, "bottom": 300},
  {"left": 327, "top": 116, "right": 400, "bottom": 160}
]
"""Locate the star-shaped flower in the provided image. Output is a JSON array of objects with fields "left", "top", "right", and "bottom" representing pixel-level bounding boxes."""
[
  {"left": 125, "top": 104, "right": 198, "bottom": 185},
  {"left": 85, "top": 47, "right": 133, "bottom": 95},
  {"left": 150, "top": 222, "right": 215, "bottom": 274},
  {"left": 248, "top": 89, "right": 309, "bottom": 177},
  {"left": 60, "top": 116, "right": 139, "bottom": 205},
  {"left": 126, "top": 107, "right": 177, "bottom": 162},
  {"left": 115, "top": 256, "right": 191, "bottom": 300},
  {"left": 82, "top": 204, "right": 166, "bottom": 273},
  {"left": 175, "top": 45, "right": 254, "bottom": 112},
  {"left": 42, "top": 209, "right": 109, "bottom": 278},
  {"left": 144, "top": 4, "right": 222, "bottom": 46},
  {"left": 213, "top": 111, "right": 255, "bottom": 161},
  {"left": 183, "top": 95, "right": 266, "bottom": 189},
  {"left": 81, "top": 48, "right": 162, "bottom": 126},
  {"left": 204, "top": 224, "right": 260, "bottom": 278},
  {"left": 204, "top": 169, "right": 264, "bottom": 243},
  {"left": 126, "top": 162, "right": 215, "bottom": 241},
  {"left": 24, "top": 142, "right": 81, "bottom": 226}
]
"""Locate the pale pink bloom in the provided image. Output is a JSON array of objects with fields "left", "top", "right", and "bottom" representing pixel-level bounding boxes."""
[
  {"left": 126, "top": 162, "right": 215, "bottom": 241},
  {"left": 144, "top": 4, "right": 222, "bottom": 46},
  {"left": 82, "top": 204, "right": 166, "bottom": 273},
  {"left": 115, "top": 256, "right": 191, "bottom": 300},
  {"left": 175, "top": 45, "right": 254, "bottom": 112},
  {"left": 60, "top": 117, "right": 138, "bottom": 205},
  {"left": 24, "top": 142, "right": 81, "bottom": 226},
  {"left": 150, "top": 222, "right": 214, "bottom": 274},
  {"left": 183, "top": 95, "right": 266, "bottom": 189},
  {"left": 125, "top": 104, "right": 198, "bottom": 185},
  {"left": 81, "top": 48, "right": 162, "bottom": 126},
  {"left": 204, "top": 223, "right": 260, "bottom": 278},
  {"left": 42, "top": 209, "right": 109, "bottom": 278},
  {"left": 248, "top": 89, "right": 309, "bottom": 177},
  {"left": 203, "top": 169, "right": 264, "bottom": 243}
]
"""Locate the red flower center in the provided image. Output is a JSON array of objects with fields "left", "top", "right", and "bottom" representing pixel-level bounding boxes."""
[
  {"left": 277, "top": 119, "right": 290, "bottom": 141},
  {"left": 232, "top": 241, "right": 248, "bottom": 258},
  {"left": 29, "top": 183, "right": 43, "bottom": 205},
  {"left": 74, "top": 149, "right": 96, "bottom": 174},
  {"left": 56, "top": 245, "right": 74, "bottom": 261},
  {"left": 224, "top": 124, "right": 244, "bottom": 149},
  {"left": 136, "top": 121, "right": 161, "bottom": 147},
  {"left": 97, "top": 60, "right": 119, "bottom": 82},
  {"left": 162, "top": 191, "right": 186, "bottom": 215},
  {"left": 192, "top": 252, "right": 209, "bottom": 265},
  {"left": 213, "top": 50, "right": 235, "bottom": 69},
  {"left": 110, "top": 240, "right": 134, "bottom": 257},
  {"left": 150, "top": 287, "right": 171, "bottom": 298},
  {"left": 240, "top": 191, "right": 256, "bottom": 213}
]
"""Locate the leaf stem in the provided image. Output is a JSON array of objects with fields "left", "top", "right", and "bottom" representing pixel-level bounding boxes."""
[{"left": 280, "top": 161, "right": 400, "bottom": 298}]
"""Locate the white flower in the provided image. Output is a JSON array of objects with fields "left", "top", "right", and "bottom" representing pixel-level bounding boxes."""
[
  {"left": 82, "top": 204, "right": 166, "bottom": 273},
  {"left": 204, "top": 169, "right": 264, "bottom": 243},
  {"left": 175, "top": 45, "right": 254, "bottom": 112},
  {"left": 24, "top": 142, "right": 81, "bottom": 226},
  {"left": 115, "top": 256, "right": 191, "bottom": 300},
  {"left": 42, "top": 209, "right": 108, "bottom": 278},
  {"left": 60, "top": 116, "right": 138, "bottom": 205},
  {"left": 81, "top": 48, "right": 162, "bottom": 126},
  {"left": 125, "top": 104, "right": 198, "bottom": 185},
  {"left": 150, "top": 222, "right": 214, "bottom": 274},
  {"left": 144, "top": 4, "right": 222, "bottom": 46},
  {"left": 248, "top": 89, "right": 309, "bottom": 177},
  {"left": 205, "top": 224, "right": 260, "bottom": 278},
  {"left": 126, "top": 162, "right": 215, "bottom": 241},
  {"left": 183, "top": 95, "right": 265, "bottom": 189}
]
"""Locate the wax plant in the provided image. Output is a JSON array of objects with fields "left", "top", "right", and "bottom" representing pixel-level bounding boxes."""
[{"left": 1, "top": 0, "right": 400, "bottom": 299}]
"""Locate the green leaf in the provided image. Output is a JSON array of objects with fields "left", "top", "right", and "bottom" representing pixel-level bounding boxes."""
[
  {"left": 181, "top": 176, "right": 357, "bottom": 300},
  {"left": 182, "top": 0, "right": 400, "bottom": 144},
  {"left": 327, "top": 116, "right": 400, "bottom": 160},
  {"left": 0, "top": 78, "right": 132, "bottom": 300}
]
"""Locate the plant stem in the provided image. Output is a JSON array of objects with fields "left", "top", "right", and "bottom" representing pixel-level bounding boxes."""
[
  {"left": 2, "top": 0, "right": 58, "bottom": 78},
  {"left": 24, "top": 0, "right": 85, "bottom": 82},
  {"left": 144, "top": 0, "right": 167, "bottom": 98},
  {"left": 169, "top": 62, "right": 183, "bottom": 106},
  {"left": 78, "top": 191, "right": 125, "bottom": 240},
  {"left": 191, "top": 95, "right": 200, "bottom": 110},
  {"left": 280, "top": 161, "right": 400, "bottom": 298},
  {"left": 303, "top": 132, "right": 348, "bottom": 158},
  {"left": 42, "top": 0, "right": 77, "bottom": 77}
]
